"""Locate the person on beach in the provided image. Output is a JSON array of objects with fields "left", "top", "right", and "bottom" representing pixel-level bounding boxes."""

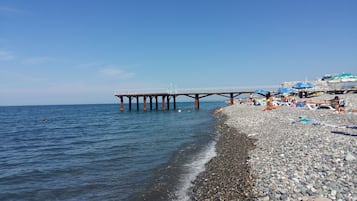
[
  {"left": 263, "top": 95, "right": 280, "bottom": 111},
  {"left": 290, "top": 99, "right": 297, "bottom": 108},
  {"left": 263, "top": 92, "right": 272, "bottom": 111},
  {"left": 214, "top": 107, "right": 223, "bottom": 114},
  {"left": 304, "top": 96, "right": 345, "bottom": 112},
  {"left": 331, "top": 96, "right": 344, "bottom": 113},
  {"left": 280, "top": 95, "right": 288, "bottom": 103},
  {"left": 266, "top": 91, "right": 271, "bottom": 100},
  {"left": 249, "top": 92, "right": 254, "bottom": 103}
]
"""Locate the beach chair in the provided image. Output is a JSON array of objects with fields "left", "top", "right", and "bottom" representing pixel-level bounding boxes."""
[
  {"left": 254, "top": 99, "right": 266, "bottom": 106},
  {"left": 317, "top": 104, "right": 336, "bottom": 110},
  {"left": 306, "top": 103, "right": 318, "bottom": 110},
  {"left": 306, "top": 103, "right": 336, "bottom": 111},
  {"left": 278, "top": 101, "right": 291, "bottom": 106}
]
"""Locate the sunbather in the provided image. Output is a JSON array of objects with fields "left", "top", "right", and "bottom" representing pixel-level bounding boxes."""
[
  {"left": 304, "top": 96, "right": 345, "bottom": 113},
  {"left": 305, "top": 99, "right": 335, "bottom": 111},
  {"left": 263, "top": 96, "right": 280, "bottom": 111}
]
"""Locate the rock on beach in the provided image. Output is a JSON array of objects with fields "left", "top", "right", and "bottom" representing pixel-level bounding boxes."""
[{"left": 191, "top": 94, "right": 357, "bottom": 201}]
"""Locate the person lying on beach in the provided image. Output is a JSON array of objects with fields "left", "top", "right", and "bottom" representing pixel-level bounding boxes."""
[
  {"left": 303, "top": 96, "right": 346, "bottom": 113},
  {"left": 304, "top": 99, "right": 329, "bottom": 105},
  {"left": 263, "top": 96, "right": 280, "bottom": 111},
  {"left": 214, "top": 107, "right": 223, "bottom": 114}
]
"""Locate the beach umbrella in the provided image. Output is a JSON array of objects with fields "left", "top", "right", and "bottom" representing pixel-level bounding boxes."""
[
  {"left": 277, "top": 88, "right": 296, "bottom": 94},
  {"left": 292, "top": 82, "right": 314, "bottom": 89},
  {"left": 328, "top": 73, "right": 357, "bottom": 83},
  {"left": 254, "top": 89, "right": 267, "bottom": 96}
]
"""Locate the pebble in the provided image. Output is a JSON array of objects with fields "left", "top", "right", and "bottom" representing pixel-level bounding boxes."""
[{"left": 345, "top": 152, "right": 356, "bottom": 161}]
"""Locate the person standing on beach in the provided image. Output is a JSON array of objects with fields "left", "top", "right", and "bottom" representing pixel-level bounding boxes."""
[{"left": 249, "top": 92, "right": 254, "bottom": 105}]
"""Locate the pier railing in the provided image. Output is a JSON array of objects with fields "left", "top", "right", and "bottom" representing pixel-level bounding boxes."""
[{"left": 114, "top": 86, "right": 278, "bottom": 95}]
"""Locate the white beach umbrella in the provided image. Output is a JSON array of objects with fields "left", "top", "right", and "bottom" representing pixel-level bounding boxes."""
[{"left": 328, "top": 73, "right": 357, "bottom": 83}]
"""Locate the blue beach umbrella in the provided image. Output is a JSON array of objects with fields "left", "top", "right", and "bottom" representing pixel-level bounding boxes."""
[
  {"left": 254, "top": 89, "right": 267, "bottom": 96},
  {"left": 292, "top": 82, "right": 314, "bottom": 89},
  {"left": 277, "top": 88, "right": 296, "bottom": 94}
]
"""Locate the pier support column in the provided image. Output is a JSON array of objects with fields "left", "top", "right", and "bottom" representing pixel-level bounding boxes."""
[
  {"left": 149, "top": 96, "right": 153, "bottom": 110},
  {"left": 173, "top": 95, "right": 176, "bottom": 110},
  {"left": 136, "top": 96, "right": 139, "bottom": 111},
  {"left": 162, "top": 96, "right": 166, "bottom": 110},
  {"left": 195, "top": 94, "right": 199, "bottom": 110},
  {"left": 143, "top": 96, "right": 147, "bottom": 111},
  {"left": 167, "top": 96, "right": 170, "bottom": 110},
  {"left": 128, "top": 96, "right": 132, "bottom": 111},
  {"left": 230, "top": 93, "right": 234, "bottom": 105},
  {"left": 120, "top": 96, "right": 124, "bottom": 111},
  {"left": 155, "top": 96, "right": 158, "bottom": 110}
]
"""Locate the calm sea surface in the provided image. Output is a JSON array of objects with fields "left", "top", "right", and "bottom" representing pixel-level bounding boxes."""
[{"left": 0, "top": 102, "right": 224, "bottom": 201}]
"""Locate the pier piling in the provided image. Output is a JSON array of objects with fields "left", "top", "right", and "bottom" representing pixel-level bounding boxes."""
[
  {"left": 143, "top": 96, "right": 147, "bottom": 111},
  {"left": 128, "top": 96, "right": 132, "bottom": 111},
  {"left": 149, "top": 96, "right": 153, "bottom": 110},
  {"left": 120, "top": 96, "right": 124, "bottom": 111},
  {"left": 195, "top": 94, "right": 199, "bottom": 110},
  {"left": 230, "top": 93, "right": 234, "bottom": 105},
  {"left": 167, "top": 96, "right": 170, "bottom": 110},
  {"left": 162, "top": 96, "right": 165, "bottom": 110},
  {"left": 136, "top": 96, "right": 139, "bottom": 111}
]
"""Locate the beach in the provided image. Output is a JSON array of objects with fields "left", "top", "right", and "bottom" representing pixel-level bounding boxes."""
[{"left": 191, "top": 94, "right": 357, "bottom": 201}]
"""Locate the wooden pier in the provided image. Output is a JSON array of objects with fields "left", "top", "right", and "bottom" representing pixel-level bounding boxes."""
[{"left": 115, "top": 91, "right": 252, "bottom": 111}]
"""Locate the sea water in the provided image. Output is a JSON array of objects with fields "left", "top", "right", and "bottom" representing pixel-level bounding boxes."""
[{"left": 0, "top": 102, "right": 224, "bottom": 201}]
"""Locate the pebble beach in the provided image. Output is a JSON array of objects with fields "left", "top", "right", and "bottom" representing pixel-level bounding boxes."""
[{"left": 191, "top": 94, "right": 357, "bottom": 201}]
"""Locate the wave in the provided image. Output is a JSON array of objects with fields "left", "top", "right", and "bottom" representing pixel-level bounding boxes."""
[{"left": 174, "top": 139, "right": 217, "bottom": 201}]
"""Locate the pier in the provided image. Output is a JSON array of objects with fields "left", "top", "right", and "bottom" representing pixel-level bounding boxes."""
[
  {"left": 114, "top": 88, "right": 254, "bottom": 111},
  {"left": 114, "top": 87, "right": 357, "bottom": 111}
]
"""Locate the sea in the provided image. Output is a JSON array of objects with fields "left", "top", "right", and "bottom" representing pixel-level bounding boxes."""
[{"left": 0, "top": 102, "right": 225, "bottom": 201}]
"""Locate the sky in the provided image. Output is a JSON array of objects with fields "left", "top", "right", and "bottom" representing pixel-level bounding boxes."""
[{"left": 1, "top": 0, "right": 356, "bottom": 106}]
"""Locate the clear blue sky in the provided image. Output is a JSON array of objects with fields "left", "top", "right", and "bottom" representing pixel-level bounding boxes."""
[{"left": 1, "top": 0, "right": 356, "bottom": 105}]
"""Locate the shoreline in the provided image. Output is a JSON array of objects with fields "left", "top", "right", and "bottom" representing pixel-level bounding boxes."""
[
  {"left": 191, "top": 94, "right": 357, "bottom": 200},
  {"left": 191, "top": 115, "right": 256, "bottom": 200}
]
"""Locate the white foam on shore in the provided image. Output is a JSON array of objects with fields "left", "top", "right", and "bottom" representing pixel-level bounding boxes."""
[{"left": 173, "top": 139, "right": 217, "bottom": 201}]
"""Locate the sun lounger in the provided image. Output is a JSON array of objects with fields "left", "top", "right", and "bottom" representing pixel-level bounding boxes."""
[
  {"left": 306, "top": 103, "right": 335, "bottom": 111},
  {"left": 278, "top": 101, "right": 291, "bottom": 106},
  {"left": 317, "top": 104, "right": 336, "bottom": 110},
  {"left": 306, "top": 103, "right": 318, "bottom": 110},
  {"left": 254, "top": 99, "right": 266, "bottom": 106}
]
